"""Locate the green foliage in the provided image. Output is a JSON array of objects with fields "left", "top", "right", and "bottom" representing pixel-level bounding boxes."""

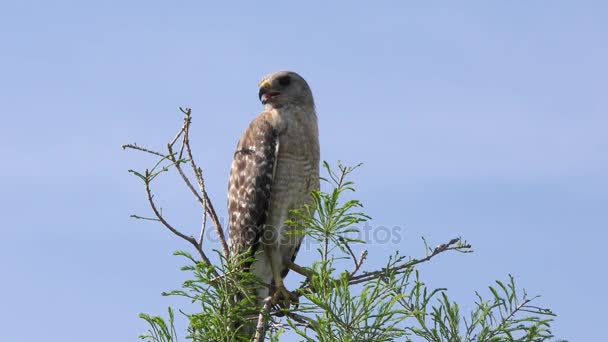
[
  {"left": 139, "top": 307, "right": 178, "bottom": 342},
  {"left": 287, "top": 162, "right": 369, "bottom": 262},
  {"left": 139, "top": 250, "right": 263, "bottom": 342},
  {"left": 393, "top": 271, "right": 556, "bottom": 341},
  {"left": 137, "top": 162, "right": 559, "bottom": 342},
  {"left": 291, "top": 262, "right": 409, "bottom": 342}
]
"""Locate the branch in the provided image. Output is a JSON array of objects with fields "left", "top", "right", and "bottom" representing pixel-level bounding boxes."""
[
  {"left": 198, "top": 200, "right": 207, "bottom": 249},
  {"left": 252, "top": 300, "right": 318, "bottom": 341},
  {"left": 122, "top": 143, "right": 166, "bottom": 158},
  {"left": 501, "top": 298, "right": 532, "bottom": 326},
  {"left": 347, "top": 238, "right": 470, "bottom": 286},
  {"left": 285, "top": 312, "right": 316, "bottom": 332},
  {"left": 253, "top": 296, "right": 273, "bottom": 342},
  {"left": 296, "top": 237, "right": 471, "bottom": 296},
  {"left": 179, "top": 107, "right": 230, "bottom": 259},
  {"left": 125, "top": 108, "right": 230, "bottom": 267},
  {"left": 143, "top": 170, "right": 217, "bottom": 277},
  {"left": 339, "top": 236, "right": 367, "bottom": 277},
  {"left": 351, "top": 250, "right": 367, "bottom": 277}
]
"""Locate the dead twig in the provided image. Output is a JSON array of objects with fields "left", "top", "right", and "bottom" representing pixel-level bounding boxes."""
[
  {"left": 351, "top": 250, "right": 368, "bottom": 277},
  {"left": 121, "top": 143, "right": 165, "bottom": 158},
  {"left": 339, "top": 236, "right": 368, "bottom": 277},
  {"left": 142, "top": 171, "right": 217, "bottom": 277},
  {"left": 285, "top": 312, "right": 316, "bottom": 331},
  {"left": 180, "top": 107, "right": 229, "bottom": 259},
  {"left": 126, "top": 107, "right": 230, "bottom": 265},
  {"left": 296, "top": 237, "right": 471, "bottom": 296},
  {"left": 253, "top": 296, "right": 273, "bottom": 342},
  {"left": 347, "top": 238, "right": 470, "bottom": 286}
]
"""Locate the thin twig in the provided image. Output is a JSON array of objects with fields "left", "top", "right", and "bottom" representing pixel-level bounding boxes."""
[
  {"left": 285, "top": 312, "right": 316, "bottom": 331},
  {"left": 122, "top": 144, "right": 166, "bottom": 158},
  {"left": 500, "top": 299, "right": 532, "bottom": 328},
  {"left": 296, "top": 238, "right": 470, "bottom": 296},
  {"left": 351, "top": 250, "right": 368, "bottom": 277},
  {"left": 167, "top": 143, "right": 204, "bottom": 206},
  {"left": 166, "top": 141, "right": 229, "bottom": 258},
  {"left": 123, "top": 109, "right": 225, "bottom": 279},
  {"left": 339, "top": 236, "right": 367, "bottom": 277},
  {"left": 168, "top": 122, "right": 186, "bottom": 149},
  {"left": 201, "top": 181, "right": 228, "bottom": 257},
  {"left": 177, "top": 115, "right": 190, "bottom": 160},
  {"left": 347, "top": 238, "right": 470, "bottom": 286},
  {"left": 180, "top": 108, "right": 229, "bottom": 259},
  {"left": 130, "top": 214, "right": 160, "bottom": 222},
  {"left": 198, "top": 204, "right": 207, "bottom": 249},
  {"left": 164, "top": 113, "right": 218, "bottom": 256},
  {"left": 143, "top": 171, "right": 217, "bottom": 277}
]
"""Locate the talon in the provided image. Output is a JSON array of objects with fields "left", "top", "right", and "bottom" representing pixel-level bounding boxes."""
[{"left": 272, "top": 284, "right": 298, "bottom": 309}]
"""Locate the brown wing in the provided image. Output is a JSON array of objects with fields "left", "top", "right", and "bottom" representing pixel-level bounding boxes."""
[{"left": 228, "top": 115, "right": 279, "bottom": 267}]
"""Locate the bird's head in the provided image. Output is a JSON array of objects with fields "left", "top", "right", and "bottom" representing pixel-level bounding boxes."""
[{"left": 258, "top": 71, "right": 314, "bottom": 108}]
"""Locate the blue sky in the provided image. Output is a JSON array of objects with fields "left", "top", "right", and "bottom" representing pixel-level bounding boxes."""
[{"left": 1, "top": 1, "right": 606, "bottom": 341}]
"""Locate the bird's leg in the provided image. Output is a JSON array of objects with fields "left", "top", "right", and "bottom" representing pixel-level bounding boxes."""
[
  {"left": 286, "top": 260, "right": 314, "bottom": 282},
  {"left": 265, "top": 246, "right": 298, "bottom": 308}
]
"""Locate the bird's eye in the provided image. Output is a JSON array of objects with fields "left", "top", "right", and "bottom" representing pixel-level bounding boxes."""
[{"left": 278, "top": 75, "right": 291, "bottom": 87}]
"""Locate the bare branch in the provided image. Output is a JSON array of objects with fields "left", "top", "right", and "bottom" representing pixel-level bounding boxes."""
[
  {"left": 130, "top": 214, "right": 160, "bottom": 222},
  {"left": 180, "top": 108, "right": 230, "bottom": 259},
  {"left": 143, "top": 170, "right": 217, "bottom": 277},
  {"left": 340, "top": 236, "right": 356, "bottom": 262},
  {"left": 200, "top": 179, "right": 229, "bottom": 257},
  {"left": 123, "top": 108, "right": 227, "bottom": 281},
  {"left": 347, "top": 238, "right": 470, "bottom": 286},
  {"left": 122, "top": 143, "right": 166, "bottom": 158},
  {"left": 168, "top": 119, "right": 187, "bottom": 149},
  {"left": 296, "top": 238, "right": 471, "bottom": 297},
  {"left": 167, "top": 143, "right": 204, "bottom": 205},
  {"left": 285, "top": 312, "right": 316, "bottom": 332},
  {"left": 339, "top": 236, "right": 368, "bottom": 277},
  {"left": 351, "top": 250, "right": 368, "bottom": 277},
  {"left": 253, "top": 296, "right": 273, "bottom": 342},
  {"left": 193, "top": 165, "right": 208, "bottom": 250},
  {"left": 198, "top": 203, "right": 207, "bottom": 249}
]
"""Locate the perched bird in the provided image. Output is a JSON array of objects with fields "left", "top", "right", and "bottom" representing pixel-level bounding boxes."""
[{"left": 228, "top": 71, "right": 320, "bottom": 311}]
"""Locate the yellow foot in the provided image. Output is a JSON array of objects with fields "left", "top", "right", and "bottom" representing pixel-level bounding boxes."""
[{"left": 272, "top": 283, "right": 299, "bottom": 310}]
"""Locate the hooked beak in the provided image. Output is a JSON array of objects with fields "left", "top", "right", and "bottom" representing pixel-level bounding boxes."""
[{"left": 258, "top": 87, "right": 281, "bottom": 104}]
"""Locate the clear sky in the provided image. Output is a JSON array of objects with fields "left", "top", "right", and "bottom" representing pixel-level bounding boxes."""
[{"left": 1, "top": 1, "right": 606, "bottom": 341}]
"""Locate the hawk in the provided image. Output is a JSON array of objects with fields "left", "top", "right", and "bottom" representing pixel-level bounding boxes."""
[{"left": 228, "top": 71, "right": 320, "bottom": 308}]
